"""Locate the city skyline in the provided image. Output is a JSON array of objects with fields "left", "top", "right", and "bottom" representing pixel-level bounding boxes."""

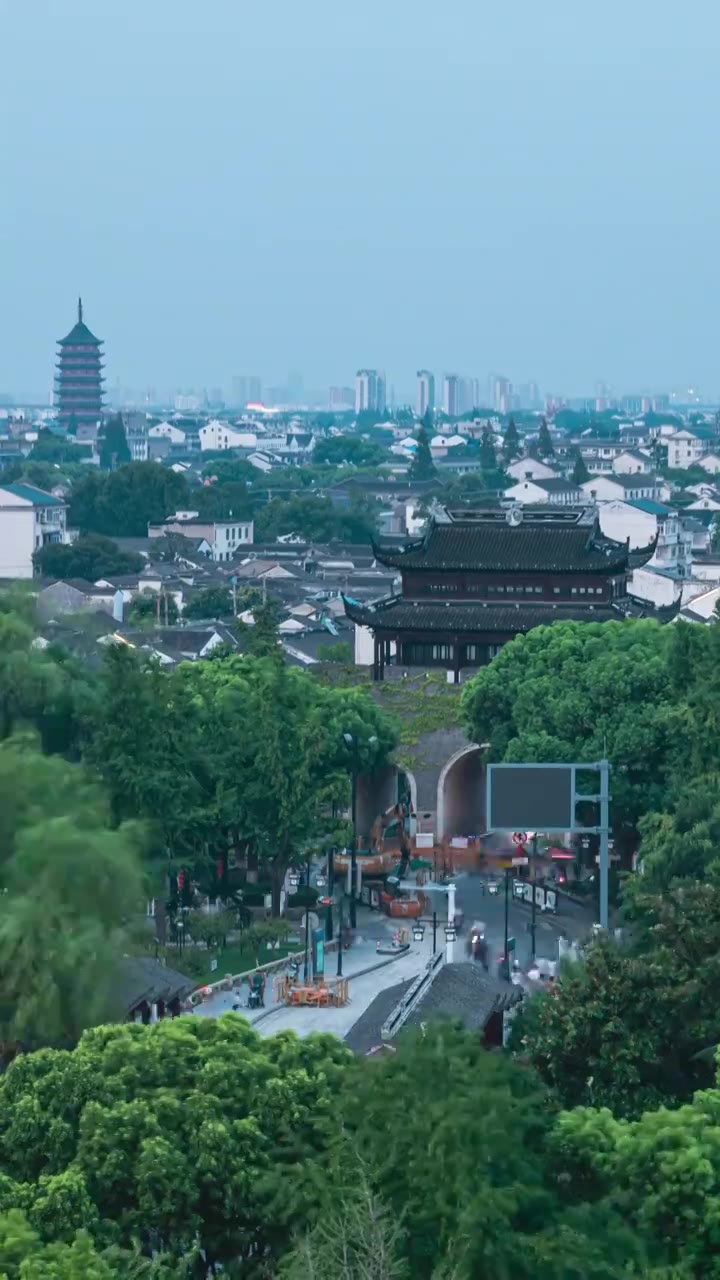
[{"left": 3, "top": 3, "right": 720, "bottom": 399}]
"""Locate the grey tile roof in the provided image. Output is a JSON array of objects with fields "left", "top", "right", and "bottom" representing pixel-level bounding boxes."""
[
  {"left": 344, "top": 597, "right": 619, "bottom": 633},
  {"left": 402, "top": 962, "right": 521, "bottom": 1034},
  {"left": 373, "top": 513, "right": 630, "bottom": 573},
  {"left": 344, "top": 979, "right": 415, "bottom": 1055}
]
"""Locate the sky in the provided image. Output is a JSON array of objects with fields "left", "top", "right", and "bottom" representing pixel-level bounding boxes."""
[{"left": 1, "top": 0, "right": 720, "bottom": 402}]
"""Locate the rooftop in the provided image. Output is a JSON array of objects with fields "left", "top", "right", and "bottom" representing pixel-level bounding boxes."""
[
  {"left": 402, "top": 962, "right": 522, "bottom": 1035},
  {"left": 57, "top": 298, "right": 103, "bottom": 348},
  {"left": 372, "top": 508, "right": 631, "bottom": 573},
  {"left": 0, "top": 483, "right": 64, "bottom": 507},
  {"left": 344, "top": 596, "right": 620, "bottom": 633}
]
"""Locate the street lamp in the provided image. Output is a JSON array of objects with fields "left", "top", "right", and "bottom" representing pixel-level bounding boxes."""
[
  {"left": 444, "top": 923, "right": 456, "bottom": 943},
  {"left": 316, "top": 873, "right": 327, "bottom": 889},
  {"left": 288, "top": 870, "right": 300, "bottom": 889},
  {"left": 412, "top": 921, "right": 425, "bottom": 943},
  {"left": 343, "top": 731, "right": 378, "bottom": 930}
]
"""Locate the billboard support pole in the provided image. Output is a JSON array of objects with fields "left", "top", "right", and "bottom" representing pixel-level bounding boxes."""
[
  {"left": 599, "top": 759, "right": 610, "bottom": 931},
  {"left": 503, "top": 867, "right": 510, "bottom": 980}
]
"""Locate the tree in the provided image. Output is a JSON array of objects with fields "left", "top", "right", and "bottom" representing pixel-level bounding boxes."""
[
  {"left": 551, "top": 1063, "right": 720, "bottom": 1277},
  {"left": 201, "top": 457, "right": 256, "bottom": 486},
  {"left": 536, "top": 417, "right": 555, "bottom": 458},
  {"left": 316, "top": 641, "right": 352, "bottom": 664},
  {"left": 340, "top": 1024, "right": 643, "bottom": 1280},
  {"left": 32, "top": 536, "right": 143, "bottom": 582},
  {"left": 461, "top": 619, "right": 693, "bottom": 850},
  {"left": 312, "top": 436, "right": 385, "bottom": 468},
  {"left": 29, "top": 430, "right": 90, "bottom": 466},
  {"left": 126, "top": 591, "right": 179, "bottom": 627},
  {"left": 409, "top": 426, "right": 434, "bottom": 480},
  {"left": 513, "top": 884, "right": 720, "bottom": 1118},
  {"left": 182, "top": 586, "right": 234, "bottom": 621},
  {"left": 235, "top": 599, "right": 281, "bottom": 658},
  {"left": 98, "top": 415, "right": 131, "bottom": 470},
  {"left": 479, "top": 423, "right": 497, "bottom": 471},
  {"left": 571, "top": 450, "right": 590, "bottom": 485},
  {"left": 69, "top": 465, "right": 189, "bottom": 537},
  {"left": 0, "top": 1017, "right": 351, "bottom": 1272},
  {"left": 502, "top": 416, "right": 521, "bottom": 463},
  {"left": 0, "top": 736, "right": 143, "bottom": 1049},
  {"left": 280, "top": 1174, "right": 409, "bottom": 1280}
]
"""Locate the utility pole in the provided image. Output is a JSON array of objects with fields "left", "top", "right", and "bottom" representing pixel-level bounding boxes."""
[
  {"left": 336, "top": 897, "right": 344, "bottom": 977},
  {"left": 503, "top": 866, "right": 510, "bottom": 980},
  {"left": 530, "top": 832, "right": 538, "bottom": 962},
  {"left": 349, "top": 741, "right": 358, "bottom": 929},
  {"left": 599, "top": 759, "right": 610, "bottom": 931}
]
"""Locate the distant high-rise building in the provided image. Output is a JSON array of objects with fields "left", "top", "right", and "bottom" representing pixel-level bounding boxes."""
[
  {"left": 55, "top": 297, "right": 105, "bottom": 429},
  {"left": 231, "top": 376, "right": 262, "bottom": 407},
  {"left": 330, "top": 386, "right": 355, "bottom": 410},
  {"left": 355, "top": 369, "right": 386, "bottom": 415},
  {"left": 442, "top": 374, "right": 463, "bottom": 417},
  {"left": 490, "top": 375, "right": 511, "bottom": 413},
  {"left": 462, "top": 377, "right": 480, "bottom": 414},
  {"left": 416, "top": 370, "right": 435, "bottom": 418}
]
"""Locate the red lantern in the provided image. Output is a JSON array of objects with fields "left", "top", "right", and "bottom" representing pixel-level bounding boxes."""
[
  {"left": 216, "top": 856, "right": 224, "bottom": 880},
  {"left": 177, "top": 870, "right": 185, "bottom": 891}
]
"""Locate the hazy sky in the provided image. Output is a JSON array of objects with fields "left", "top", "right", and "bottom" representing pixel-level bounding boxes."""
[{"left": 2, "top": 0, "right": 720, "bottom": 400}]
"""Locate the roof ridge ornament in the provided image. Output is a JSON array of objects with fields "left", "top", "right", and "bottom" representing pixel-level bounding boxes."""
[{"left": 506, "top": 505, "right": 523, "bottom": 527}]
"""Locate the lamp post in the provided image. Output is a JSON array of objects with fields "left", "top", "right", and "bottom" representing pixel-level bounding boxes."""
[
  {"left": 411, "top": 912, "right": 438, "bottom": 951},
  {"left": 303, "top": 851, "right": 312, "bottom": 982},
  {"left": 343, "top": 731, "right": 377, "bottom": 930},
  {"left": 503, "top": 866, "right": 511, "bottom": 980},
  {"left": 530, "top": 833, "right": 538, "bottom": 963},
  {"left": 337, "top": 896, "right": 344, "bottom": 977},
  {"left": 323, "top": 847, "right": 334, "bottom": 942}
]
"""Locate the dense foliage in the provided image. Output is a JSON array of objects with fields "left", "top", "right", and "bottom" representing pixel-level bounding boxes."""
[{"left": 32, "top": 535, "right": 143, "bottom": 582}]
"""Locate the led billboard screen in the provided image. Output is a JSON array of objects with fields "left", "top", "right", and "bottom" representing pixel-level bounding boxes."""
[{"left": 486, "top": 764, "right": 574, "bottom": 831}]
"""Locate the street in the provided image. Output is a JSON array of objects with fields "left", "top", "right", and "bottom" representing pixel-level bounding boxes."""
[{"left": 454, "top": 873, "right": 594, "bottom": 971}]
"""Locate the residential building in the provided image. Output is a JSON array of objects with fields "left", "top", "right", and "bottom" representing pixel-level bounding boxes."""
[
  {"left": 0, "top": 483, "right": 69, "bottom": 579},
  {"left": 666, "top": 428, "right": 716, "bottom": 469},
  {"left": 355, "top": 370, "right": 386, "bottom": 415},
  {"left": 504, "top": 477, "right": 582, "bottom": 506},
  {"left": 598, "top": 499, "right": 692, "bottom": 579},
  {"left": 55, "top": 298, "right": 105, "bottom": 429},
  {"left": 124, "top": 413, "right": 150, "bottom": 462},
  {"left": 442, "top": 375, "right": 462, "bottom": 417},
  {"left": 416, "top": 370, "right": 435, "bottom": 418},
  {"left": 329, "top": 386, "right": 355, "bottom": 411},
  {"left": 611, "top": 450, "right": 653, "bottom": 475},
  {"left": 698, "top": 453, "right": 720, "bottom": 475},
  {"left": 505, "top": 458, "right": 559, "bottom": 483},
  {"left": 577, "top": 439, "right": 629, "bottom": 473},
  {"left": 231, "top": 376, "right": 262, "bottom": 407},
  {"left": 581, "top": 474, "right": 663, "bottom": 503},
  {"left": 198, "top": 421, "right": 257, "bottom": 452},
  {"left": 148, "top": 514, "right": 254, "bottom": 562},
  {"left": 149, "top": 421, "right": 187, "bottom": 445},
  {"left": 344, "top": 506, "right": 658, "bottom": 681}
]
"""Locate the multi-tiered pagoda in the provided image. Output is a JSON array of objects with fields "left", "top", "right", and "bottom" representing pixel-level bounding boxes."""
[
  {"left": 55, "top": 298, "right": 105, "bottom": 429},
  {"left": 344, "top": 506, "right": 669, "bottom": 681}
]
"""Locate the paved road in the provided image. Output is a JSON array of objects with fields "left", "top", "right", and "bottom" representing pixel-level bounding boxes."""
[{"left": 454, "top": 873, "right": 594, "bottom": 970}]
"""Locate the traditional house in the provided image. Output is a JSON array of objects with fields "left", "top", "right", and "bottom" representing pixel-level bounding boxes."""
[{"left": 343, "top": 506, "right": 658, "bottom": 681}]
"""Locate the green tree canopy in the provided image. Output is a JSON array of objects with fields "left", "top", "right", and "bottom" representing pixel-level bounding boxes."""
[
  {"left": 571, "top": 450, "right": 590, "bottom": 484},
  {"left": 502, "top": 416, "right": 521, "bottom": 463},
  {"left": 409, "top": 425, "right": 435, "bottom": 480},
  {"left": 0, "top": 1017, "right": 350, "bottom": 1273},
  {"left": 312, "top": 436, "right": 386, "bottom": 468},
  {"left": 69, "top": 465, "right": 189, "bottom": 537},
  {"left": 480, "top": 423, "right": 497, "bottom": 470},
  {"left": 182, "top": 585, "right": 234, "bottom": 621},
  {"left": 98, "top": 416, "right": 131, "bottom": 470},
  {"left": 32, "top": 536, "right": 143, "bottom": 583},
  {"left": 126, "top": 591, "right": 179, "bottom": 627},
  {"left": 536, "top": 417, "right": 555, "bottom": 458},
  {"left": 0, "top": 736, "right": 143, "bottom": 1049}
]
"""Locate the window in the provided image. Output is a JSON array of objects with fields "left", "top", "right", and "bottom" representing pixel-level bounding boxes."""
[
  {"left": 579, "top": 587, "right": 586, "bottom": 594},
  {"left": 226, "top": 528, "right": 230, "bottom": 541},
  {"left": 534, "top": 586, "right": 542, "bottom": 594},
  {"left": 571, "top": 587, "right": 578, "bottom": 595},
  {"left": 553, "top": 587, "right": 560, "bottom": 594}
]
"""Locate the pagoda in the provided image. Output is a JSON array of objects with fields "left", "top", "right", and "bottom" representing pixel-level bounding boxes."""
[
  {"left": 344, "top": 506, "right": 667, "bottom": 681},
  {"left": 55, "top": 297, "right": 105, "bottom": 429}
]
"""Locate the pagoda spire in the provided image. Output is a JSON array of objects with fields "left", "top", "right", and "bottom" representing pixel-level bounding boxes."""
[{"left": 78, "top": 296, "right": 83, "bottom": 324}]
